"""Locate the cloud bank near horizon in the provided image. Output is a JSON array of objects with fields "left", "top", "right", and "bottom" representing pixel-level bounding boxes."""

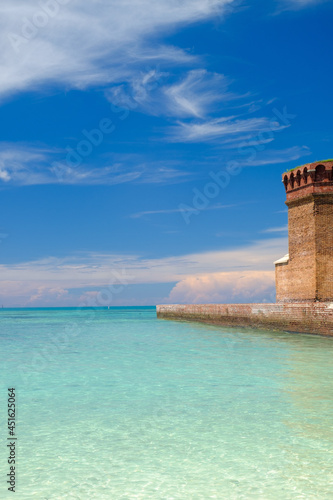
[
  {"left": 0, "top": 236, "right": 286, "bottom": 306},
  {"left": 168, "top": 271, "right": 275, "bottom": 304}
]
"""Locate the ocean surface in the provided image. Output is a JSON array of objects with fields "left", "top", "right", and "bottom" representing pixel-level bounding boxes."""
[{"left": 0, "top": 307, "right": 333, "bottom": 499}]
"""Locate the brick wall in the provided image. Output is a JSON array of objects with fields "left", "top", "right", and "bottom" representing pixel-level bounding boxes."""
[
  {"left": 315, "top": 198, "right": 333, "bottom": 300},
  {"left": 276, "top": 195, "right": 333, "bottom": 302},
  {"left": 156, "top": 303, "right": 333, "bottom": 336},
  {"left": 275, "top": 262, "right": 291, "bottom": 301},
  {"left": 279, "top": 197, "right": 317, "bottom": 301}
]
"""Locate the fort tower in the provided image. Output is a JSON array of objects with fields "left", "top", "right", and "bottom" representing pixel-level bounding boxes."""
[{"left": 275, "top": 160, "right": 333, "bottom": 302}]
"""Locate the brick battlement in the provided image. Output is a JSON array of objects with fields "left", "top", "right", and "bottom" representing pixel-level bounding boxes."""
[{"left": 283, "top": 160, "right": 333, "bottom": 204}]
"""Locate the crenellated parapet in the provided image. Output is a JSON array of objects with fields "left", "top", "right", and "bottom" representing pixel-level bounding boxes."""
[{"left": 283, "top": 160, "right": 333, "bottom": 204}]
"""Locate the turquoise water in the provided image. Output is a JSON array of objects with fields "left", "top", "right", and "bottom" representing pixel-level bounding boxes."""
[{"left": 1, "top": 307, "right": 333, "bottom": 499}]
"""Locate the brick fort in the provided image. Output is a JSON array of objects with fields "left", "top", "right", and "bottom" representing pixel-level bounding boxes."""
[
  {"left": 157, "top": 160, "right": 333, "bottom": 336},
  {"left": 275, "top": 160, "right": 333, "bottom": 302}
]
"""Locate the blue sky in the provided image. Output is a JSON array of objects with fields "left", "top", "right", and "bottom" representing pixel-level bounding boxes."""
[{"left": 0, "top": 0, "right": 332, "bottom": 306}]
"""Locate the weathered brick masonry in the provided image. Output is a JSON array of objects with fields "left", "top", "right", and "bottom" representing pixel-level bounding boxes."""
[
  {"left": 156, "top": 303, "right": 333, "bottom": 336},
  {"left": 157, "top": 160, "right": 333, "bottom": 336}
]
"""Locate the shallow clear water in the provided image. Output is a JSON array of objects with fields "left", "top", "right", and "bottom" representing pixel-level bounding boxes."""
[{"left": 0, "top": 307, "right": 333, "bottom": 499}]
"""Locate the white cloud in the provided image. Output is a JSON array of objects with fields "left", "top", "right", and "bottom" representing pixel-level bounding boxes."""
[
  {"left": 261, "top": 225, "right": 288, "bottom": 234},
  {"left": 0, "top": 144, "right": 191, "bottom": 186},
  {"left": 0, "top": 0, "right": 236, "bottom": 99},
  {"left": 0, "top": 169, "right": 11, "bottom": 181},
  {"left": 130, "top": 203, "right": 236, "bottom": 219},
  {"left": 106, "top": 66, "right": 275, "bottom": 147},
  {"left": 283, "top": 0, "right": 322, "bottom": 6},
  {"left": 277, "top": 0, "right": 328, "bottom": 12},
  {"left": 167, "top": 271, "right": 275, "bottom": 304},
  {"left": 0, "top": 141, "right": 311, "bottom": 186},
  {"left": 27, "top": 286, "right": 69, "bottom": 305},
  {"left": 222, "top": 136, "right": 275, "bottom": 149},
  {"left": 106, "top": 69, "right": 235, "bottom": 118},
  {"left": 241, "top": 146, "right": 312, "bottom": 167},
  {"left": 134, "top": 164, "right": 191, "bottom": 184},
  {"left": 0, "top": 236, "right": 287, "bottom": 305},
  {"left": 167, "top": 116, "right": 272, "bottom": 142},
  {"left": 0, "top": 143, "right": 52, "bottom": 184},
  {"left": 164, "top": 70, "right": 230, "bottom": 118}
]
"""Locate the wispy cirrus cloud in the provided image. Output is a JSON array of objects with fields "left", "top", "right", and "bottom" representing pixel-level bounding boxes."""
[
  {"left": 1, "top": 0, "right": 236, "bottom": 99},
  {"left": 167, "top": 116, "right": 273, "bottom": 143},
  {"left": 164, "top": 70, "right": 232, "bottom": 118},
  {"left": 260, "top": 225, "right": 288, "bottom": 234},
  {"left": 1, "top": 0, "right": 323, "bottom": 101},
  {"left": 106, "top": 66, "right": 276, "bottom": 149},
  {"left": 51, "top": 161, "right": 191, "bottom": 187},
  {"left": 107, "top": 69, "right": 236, "bottom": 118},
  {"left": 0, "top": 143, "right": 191, "bottom": 186},
  {"left": 292, "top": 0, "right": 320, "bottom": 3},
  {"left": 130, "top": 203, "right": 236, "bottom": 219},
  {"left": 277, "top": 0, "right": 328, "bottom": 12},
  {"left": 0, "top": 143, "right": 53, "bottom": 184},
  {"left": 281, "top": 0, "right": 325, "bottom": 6},
  {"left": 0, "top": 141, "right": 311, "bottom": 186},
  {"left": 241, "top": 145, "right": 311, "bottom": 167}
]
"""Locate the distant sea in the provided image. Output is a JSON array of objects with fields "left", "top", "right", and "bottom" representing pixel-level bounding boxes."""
[{"left": 1, "top": 307, "right": 333, "bottom": 499}]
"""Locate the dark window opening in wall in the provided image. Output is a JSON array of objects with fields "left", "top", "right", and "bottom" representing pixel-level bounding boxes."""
[
  {"left": 303, "top": 167, "right": 308, "bottom": 184},
  {"left": 315, "top": 164, "right": 325, "bottom": 182},
  {"left": 296, "top": 170, "right": 301, "bottom": 186},
  {"left": 290, "top": 172, "right": 295, "bottom": 189}
]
